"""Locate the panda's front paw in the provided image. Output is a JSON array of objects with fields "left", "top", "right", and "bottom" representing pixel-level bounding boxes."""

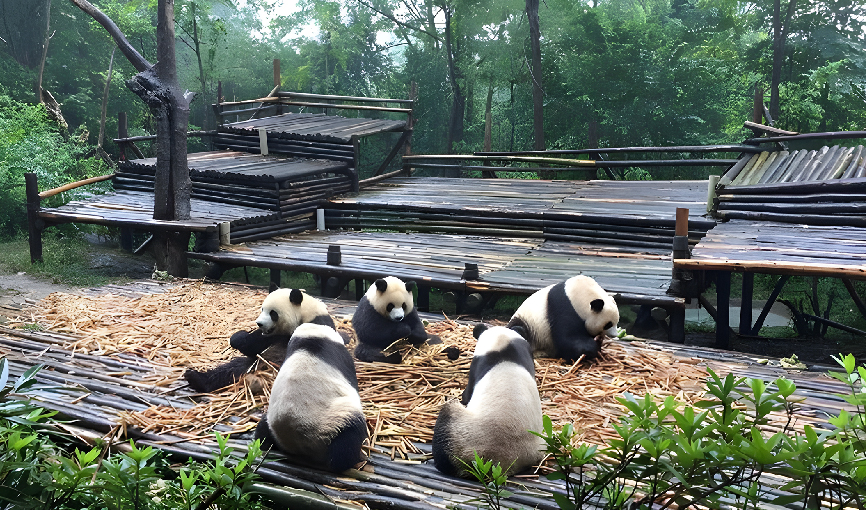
[{"left": 230, "top": 329, "right": 282, "bottom": 357}]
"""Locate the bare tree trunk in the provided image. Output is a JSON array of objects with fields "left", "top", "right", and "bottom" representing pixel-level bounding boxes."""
[
  {"left": 190, "top": 4, "right": 212, "bottom": 130},
  {"left": 98, "top": 46, "right": 116, "bottom": 148},
  {"left": 36, "top": 0, "right": 51, "bottom": 103},
  {"left": 483, "top": 83, "right": 493, "bottom": 152},
  {"left": 443, "top": 6, "right": 464, "bottom": 156},
  {"left": 72, "top": 0, "right": 193, "bottom": 277},
  {"left": 526, "top": 0, "right": 544, "bottom": 151},
  {"left": 770, "top": 0, "right": 797, "bottom": 122}
]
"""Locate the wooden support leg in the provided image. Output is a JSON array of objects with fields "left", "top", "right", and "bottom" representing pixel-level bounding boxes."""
[
  {"left": 668, "top": 307, "right": 685, "bottom": 344},
  {"left": 269, "top": 269, "right": 281, "bottom": 292},
  {"left": 355, "top": 279, "right": 365, "bottom": 301},
  {"left": 25, "top": 173, "right": 43, "bottom": 263},
  {"left": 751, "top": 274, "right": 790, "bottom": 335},
  {"left": 716, "top": 271, "right": 731, "bottom": 349},
  {"left": 417, "top": 285, "right": 430, "bottom": 312},
  {"left": 120, "top": 228, "right": 134, "bottom": 252},
  {"left": 739, "top": 272, "right": 754, "bottom": 335},
  {"left": 842, "top": 278, "right": 866, "bottom": 322}
]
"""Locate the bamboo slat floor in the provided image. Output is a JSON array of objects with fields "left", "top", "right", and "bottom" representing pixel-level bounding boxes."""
[
  {"left": 39, "top": 189, "right": 273, "bottom": 233},
  {"left": 223, "top": 112, "right": 407, "bottom": 143},
  {"left": 187, "top": 231, "right": 683, "bottom": 306},
  {"left": 0, "top": 279, "right": 855, "bottom": 510},
  {"left": 673, "top": 219, "right": 866, "bottom": 279}
]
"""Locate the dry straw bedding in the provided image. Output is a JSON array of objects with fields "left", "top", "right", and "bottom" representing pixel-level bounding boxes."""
[{"left": 28, "top": 280, "right": 710, "bottom": 458}]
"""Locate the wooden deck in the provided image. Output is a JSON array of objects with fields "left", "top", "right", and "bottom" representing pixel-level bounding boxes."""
[
  {"left": 674, "top": 219, "right": 866, "bottom": 279},
  {"left": 0, "top": 279, "right": 855, "bottom": 510},
  {"left": 190, "top": 177, "right": 717, "bottom": 311},
  {"left": 222, "top": 112, "right": 407, "bottom": 144},
  {"left": 188, "top": 231, "right": 678, "bottom": 307}
]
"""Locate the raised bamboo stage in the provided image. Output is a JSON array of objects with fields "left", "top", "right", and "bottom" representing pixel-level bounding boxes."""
[
  {"left": 0, "top": 279, "right": 856, "bottom": 510},
  {"left": 188, "top": 177, "right": 717, "bottom": 342},
  {"left": 674, "top": 130, "right": 866, "bottom": 349}
]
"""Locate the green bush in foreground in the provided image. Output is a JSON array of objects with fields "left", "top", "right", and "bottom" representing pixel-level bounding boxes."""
[
  {"left": 0, "top": 357, "right": 272, "bottom": 509},
  {"left": 527, "top": 354, "right": 866, "bottom": 510}
]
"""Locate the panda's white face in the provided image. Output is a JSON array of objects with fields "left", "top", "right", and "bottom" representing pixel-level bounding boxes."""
[
  {"left": 366, "top": 276, "right": 414, "bottom": 322},
  {"left": 255, "top": 288, "right": 328, "bottom": 336},
  {"left": 564, "top": 276, "right": 619, "bottom": 337}
]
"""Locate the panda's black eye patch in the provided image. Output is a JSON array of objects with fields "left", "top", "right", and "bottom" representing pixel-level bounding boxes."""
[
  {"left": 604, "top": 321, "right": 613, "bottom": 330},
  {"left": 402, "top": 302, "right": 407, "bottom": 310},
  {"left": 386, "top": 303, "right": 394, "bottom": 312},
  {"left": 270, "top": 310, "right": 279, "bottom": 322}
]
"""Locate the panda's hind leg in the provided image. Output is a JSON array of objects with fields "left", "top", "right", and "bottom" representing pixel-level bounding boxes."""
[
  {"left": 327, "top": 413, "right": 367, "bottom": 472},
  {"left": 253, "top": 416, "right": 277, "bottom": 452},
  {"left": 183, "top": 355, "right": 254, "bottom": 392}
]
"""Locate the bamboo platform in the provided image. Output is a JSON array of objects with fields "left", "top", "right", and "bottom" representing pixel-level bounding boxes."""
[
  {"left": 37, "top": 189, "right": 272, "bottom": 234},
  {"left": 673, "top": 220, "right": 866, "bottom": 279},
  {"left": 0, "top": 279, "right": 855, "bottom": 510},
  {"left": 222, "top": 112, "right": 407, "bottom": 144}
]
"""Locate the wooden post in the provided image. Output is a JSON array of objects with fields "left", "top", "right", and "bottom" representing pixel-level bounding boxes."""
[
  {"left": 707, "top": 174, "right": 720, "bottom": 214},
  {"left": 269, "top": 268, "right": 281, "bottom": 290},
  {"left": 214, "top": 81, "right": 223, "bottom": 127},
  {"left": 273, "top": 58, "right": 281, "bottom": 88},
  {"left": 739, "top": 272, "right": 754, "bottom": 335},
  {"left": 25, "top": 173, "right": 43, "bottom": 263},
  {"left": 118, "top": 111, "right": 128, "bottom": 161},
  {"left": 120, "top": 228, "right": 134, "bottom": 251},
  {"left": 350, "top": 136, "right": 360, "bottom": 192},
  {"left": 355, "top": 279, "right": 365, "bottom": 301},
  {"left": 667, "top": 207, "right": 690, "bottom": 344},
  {"left": 417, "top": 285, "right": 430, "bottom": 313},
  {"left": 752, "top": 84, "right": 764, "bottom": 125},
  {"left": 716, "top": 271, "right": 731, "bottom": 349}
]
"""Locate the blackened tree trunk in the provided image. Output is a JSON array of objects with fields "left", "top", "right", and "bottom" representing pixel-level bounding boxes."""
[
  {"left": 444, "top": 6, "right": 465, "bottom": 156},
  {"left": 71, "top": 0, "right": 193, "bottom": 277},
  {"left": 770, "top": 0, "right": 797, "bottom": 122},
  {"left": 527, "top": 0, "right": 544, "bottom": 151}
]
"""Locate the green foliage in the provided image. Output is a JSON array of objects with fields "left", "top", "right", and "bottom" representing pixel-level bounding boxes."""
[
  {"left": 0, "top": 357, "right": 274, "bottom": 509},
  {"left": 0, "top": 236, "right": 130, "bottom": 287},
  {"left": 459, "top": 452, "right": 514, "bottom": 510},
  {"left": 534, "top": 358, "right": 866, "bottom": 509},
  {"left": 0, "top": 95, "right": 109, "bottom": 238}
]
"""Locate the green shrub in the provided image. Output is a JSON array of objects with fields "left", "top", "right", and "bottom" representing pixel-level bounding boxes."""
[
  {"left": 533, "top": 355, "right": 866, "bottom": 510},
  {"left": 0, "top": 95, "right": 110, "bottom": 238},
  {"left": 0, "top": 357, "right": 274, "bottom": 509}
]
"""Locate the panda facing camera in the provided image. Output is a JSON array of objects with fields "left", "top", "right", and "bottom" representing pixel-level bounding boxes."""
[
  {"left": 432, "top": 324, "right": 544, "bottom": 478},
  {"left": 507, "top": 275, "right": 619, "bottom": 361},
  {"left": 255, "top": 323, "right": 367, "bottom": 472},
  {"left": 183, "top": 288, "right": 337, "bottom": 393},
  {"left": 351, "top": 276, "right": 440, "bottom": 363}
]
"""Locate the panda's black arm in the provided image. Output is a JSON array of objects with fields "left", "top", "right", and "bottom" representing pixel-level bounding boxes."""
[
  {"left": 405, "top": 309, "right": 429, "bottom": 346},
  {"left": 230, "top": 329, "right": 287, "bottom": 357}
]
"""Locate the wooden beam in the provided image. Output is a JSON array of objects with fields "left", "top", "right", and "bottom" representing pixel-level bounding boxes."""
[
  {"left": 674, "top": 259, "right": 866, "bottom": 280},
  {"left": 743, "top": 121, "right": 797, "bottom": 136},
  {"left": 25, "top": 173, "right": 43, "bottom": 263},
  {"left": 39, "top": 174, "right": 115, "bottom": 199},
  {"left": 751, "top": 274, "right": 790, "bottom": 335},
  {"left": 475, "top": 144, "right": 765, "bottom": 156},
  {"left": 744, "top": 130, "right": 866, "bottom": 145}
]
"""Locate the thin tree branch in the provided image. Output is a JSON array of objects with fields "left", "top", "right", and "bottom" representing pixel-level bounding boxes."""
[
  {"left": 356, "top": 0, "right": 441, "bottom": 42},
  {"left": 69, "top": 0, "right": 152, "bottom": 72}
]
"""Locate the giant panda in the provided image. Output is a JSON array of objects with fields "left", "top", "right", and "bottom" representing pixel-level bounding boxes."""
[
  {"left": 432, "top": 324, "right": 544, "bottom": 477},
  {"left": 507, "top": 275, "right": 619, "bottom": 361},
  {"left": 255, "top": 323, "right": 367, "bottom": 472},
  {"left": 351, "top": 276, "right": 439, "bottom": 363},
  {"left": 184, "top": 288, "right": 336, "bottom": 392}
]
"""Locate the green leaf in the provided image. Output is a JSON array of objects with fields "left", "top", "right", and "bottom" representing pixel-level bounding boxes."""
[
  {"left": 552, "top": 491, "right": 577, "bottom": 510},
  {"left": 0, "top": 358, "right": 8, "bottom": 390}
]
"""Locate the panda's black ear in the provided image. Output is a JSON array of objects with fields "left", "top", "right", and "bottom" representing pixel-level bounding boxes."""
[
  {"left": 509, "top": 325, "right": 529, "bottom": 340},
  {"left": 590, "top": 299, "right": 605, "bottom": 313},
  {"left": 290, "top": 289, "right": 304, "bottom": 305},
  {"left": 405, "top": 280, "right": 417, "bottom": 292},
  {"left": 269, "top": 282, "right": 280, "bottom": 293},
  {"left": 374, "top": 279, "right": 388, "bottom": 293},
  {"left": 472, "top": 323, "right": 489, "bottom": 339}
]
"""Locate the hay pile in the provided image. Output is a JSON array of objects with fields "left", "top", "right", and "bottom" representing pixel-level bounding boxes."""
[{"left": 27, "top": 280, "right": 710, "bottom": 457}]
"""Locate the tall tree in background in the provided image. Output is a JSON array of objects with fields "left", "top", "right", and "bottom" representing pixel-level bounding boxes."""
[
  {"left": 526, "top": 0, "right": 543, "bottom": 150},
  {"left": 71, "top": 0, "right": 193, "bottom": 277},
  {"left": 769, "top": 0, "right": 796, "bottom": 121}
]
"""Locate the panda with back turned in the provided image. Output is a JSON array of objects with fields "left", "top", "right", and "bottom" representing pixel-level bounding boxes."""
[
  {"left": 432, "top": 324, "right": 544, "bottom": 477},
  {"left": 255, "top": 323, "right": 367, "bottom": 472},
  {"left": 351, "top": 276, "right": 440, "bottom": 363},
  {"left": 184, "top": 288, "right": 337, "bottom": 392},
  {"left": 507, "top": 275, "right": 619, "bottom": 361}
]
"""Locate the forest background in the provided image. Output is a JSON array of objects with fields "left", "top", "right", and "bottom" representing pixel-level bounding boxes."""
[{"left": 0, "top": 0, "right": 865, "bottom": 236}]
